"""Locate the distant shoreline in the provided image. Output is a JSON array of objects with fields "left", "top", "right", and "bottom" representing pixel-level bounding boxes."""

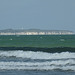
[{"left": 0, "top": 29, "right": 74, "bottom": 35}]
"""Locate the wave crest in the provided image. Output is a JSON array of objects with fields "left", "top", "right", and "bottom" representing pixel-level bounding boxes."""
[
  {"left": 0, "top": 59, "right": 75, "bottom": 71},
  {"left": 0, "top": 51, "right": 75, "bottom": 59}
]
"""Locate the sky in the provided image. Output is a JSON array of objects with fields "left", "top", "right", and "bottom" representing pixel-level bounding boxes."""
[{"left": 0, "top": 0, "right": 75, "bottom": 32}]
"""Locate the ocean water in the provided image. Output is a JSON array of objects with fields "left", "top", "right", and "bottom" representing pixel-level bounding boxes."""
[
  {"left": 0, "top": 35, "right": 75, "bottom": 75},
  {"left": 0, "top": 51, "right": 75, "bottom": 75},
  {"left": 0, "top": 35, "right": 75, "bottom": 48}
]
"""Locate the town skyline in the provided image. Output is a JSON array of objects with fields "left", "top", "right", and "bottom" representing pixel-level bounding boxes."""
[{"left": 0, "top": 29, "right": 74, "bottom": 35}]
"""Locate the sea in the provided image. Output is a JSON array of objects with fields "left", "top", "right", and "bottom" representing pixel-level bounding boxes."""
[{"left": 0, "top": 35, "right": 75, "bottom": 75}]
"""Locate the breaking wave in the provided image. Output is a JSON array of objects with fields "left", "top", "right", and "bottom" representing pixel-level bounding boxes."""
[
  {"left": 0, "top": 51, "right": 75, "bottom": 71},
  {"left": 0, "top": 51, "right": 75, "bottom": 59},
  {"left": 0, "top": 60, "right": 75, "bottom": 71}
]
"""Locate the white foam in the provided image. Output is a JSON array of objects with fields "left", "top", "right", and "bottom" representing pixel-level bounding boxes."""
[
  {"left": 60, "top": 39, "right": 65, "bottom": 41},
  {"left": 0, "top": 59, "right": 75, "bottom": 71},
  {"left": 0, "top": 51, "right": 75, "bottom": 59},
  {"left": 0, "top": 51, "right": 75, "bottom": 71},
  {"left": 10, "top": 38, "right": 12, "bottom": 40}
]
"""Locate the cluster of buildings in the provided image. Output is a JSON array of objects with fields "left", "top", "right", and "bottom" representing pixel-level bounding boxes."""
[{"left": 0, "top": 29, "right": 74, "bottom": 35}]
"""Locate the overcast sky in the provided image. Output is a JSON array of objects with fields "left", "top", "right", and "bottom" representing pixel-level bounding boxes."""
[{"left": 0, "top": 0, "right": 75, "bottom": 32}]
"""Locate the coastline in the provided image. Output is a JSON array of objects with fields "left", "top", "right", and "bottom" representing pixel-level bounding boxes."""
[{"left": 0, "top": 29, "right": 74, "bottom": 35}]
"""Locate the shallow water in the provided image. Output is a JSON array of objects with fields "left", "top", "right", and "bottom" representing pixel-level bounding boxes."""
[{"left": 0, "top": 70, "right": 75, "bottom": 75}]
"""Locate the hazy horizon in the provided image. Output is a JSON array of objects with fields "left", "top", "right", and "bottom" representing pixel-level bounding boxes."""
[
  {"left": 0, "top": 0, "right": 75, "bottom": 32},
  {"left": 0, "top": 28, "right": 74, "bottom": 32}
]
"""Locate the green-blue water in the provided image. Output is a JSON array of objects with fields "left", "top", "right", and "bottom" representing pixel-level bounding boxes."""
[
  {"left": 0, "top": 35, "right": 75, "bottom": 48},
  {"left": 0, "top": 35, "right": 75, "bottom": 75}
]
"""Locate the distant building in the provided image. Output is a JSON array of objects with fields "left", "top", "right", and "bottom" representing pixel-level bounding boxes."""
[{"left": 0, "top": 29, "right": 74, "bottom": 35}]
